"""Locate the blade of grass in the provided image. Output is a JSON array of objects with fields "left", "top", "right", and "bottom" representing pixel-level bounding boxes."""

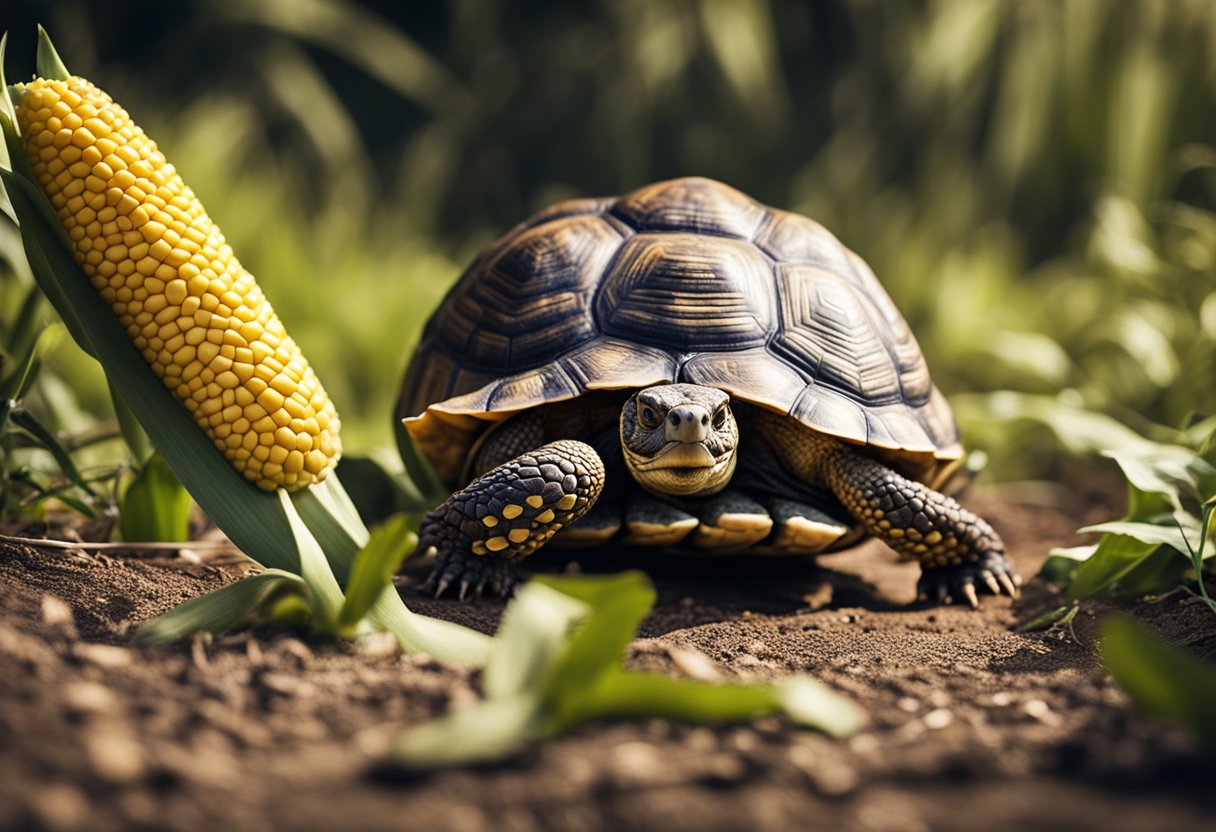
[
  {"left": 138, "top": 569, "right": 305, "bottom": 643},
  {"left": 9, "top": 406, "right": 97, "bottom": 496},
  {"left": 338, "top": 513, "right": 415, "bottom": 629},
  {"left": 483, "top": 581, "right": 590, "bottom": 700}
]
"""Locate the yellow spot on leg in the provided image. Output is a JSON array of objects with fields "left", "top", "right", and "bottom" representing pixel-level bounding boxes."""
[
  {"left": 535, "top": 509, "right": 555, "bottom": 524},
  {"left": 925, "top": 530, "right": 942, "bottom": 544},
  {"left": 557, "top": 494, "right": 577, "bottom": 511},
  {"left": 486, "top": 536, "right": 509, "bottom": 552},
  {"left": 526, "top": 495, "right": 544, "bottom": 509},
  {"left": 508, "top": 528, "right": 530, "bottom": 544},
  {"left": 502, "top": 504, "right": 523, "bottom": 519},
  {"left": 471, "top": 541, "right": 488, "bottom": 556},
  {"left": 482, "top": 515, "right": 499, "bottom": 527}
]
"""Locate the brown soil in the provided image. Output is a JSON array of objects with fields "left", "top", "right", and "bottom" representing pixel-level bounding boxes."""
[{"left": 1, "top": 489, "right": 1214, "bottom": 832}]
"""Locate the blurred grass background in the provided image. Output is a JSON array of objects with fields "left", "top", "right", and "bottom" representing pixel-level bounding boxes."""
[{"left": 3, "top": 0, "right": 1216, "bottom": 483}]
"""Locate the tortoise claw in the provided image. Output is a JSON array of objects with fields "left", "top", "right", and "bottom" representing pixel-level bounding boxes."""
[
  {"left": 981, "top": 570, "right": 1002, "bottom": 596},
  {"left": 961, "top": 582, "right": 980, "bottom": 609},
  {"left": 916, "top": 551, "right": 1021, "bottom": 608},
  {"left": 998, "top": 571, "right": 1019, "bottom": 598},
  {"left": 422, "top": 548, "right": 520, "bottom": 601}
]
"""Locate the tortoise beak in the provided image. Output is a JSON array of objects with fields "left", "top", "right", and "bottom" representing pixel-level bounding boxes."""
[{"left": 631, "top": 441, "right": 718, "bottom": 470}]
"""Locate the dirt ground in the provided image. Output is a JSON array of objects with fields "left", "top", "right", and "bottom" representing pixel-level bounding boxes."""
[{"left": 1, "top": 487, "right": 1214, "bottom": 832}]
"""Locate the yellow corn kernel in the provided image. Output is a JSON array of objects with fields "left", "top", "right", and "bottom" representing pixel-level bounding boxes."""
[{"left": 16, "top": 76, "right": 341, "bottom": 491}]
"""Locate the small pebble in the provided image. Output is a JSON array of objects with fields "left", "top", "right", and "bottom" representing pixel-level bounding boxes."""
[
  {"left": 667, "top": 646, "right": 723, "bottom": 681},
  {"left": 72, "top": 643, "right": 132, "bottom": 668},
  {"left": 64, "top": 681, "right": 119, "bottom": 715},
  {"left": 41, "top": 595, "right": 75, "bottom": 631},
  {"left": 357, "top": 631, "right": 401, "bottom": 661},
  {"left": 923, "top": 708, "right": 954, "bottom": 730},
  {"left": 258, "top": 671, "right": 315, "bottom": 698},
  {"left": 991, "top": 692, "right": 1013, "bottom": 707},
  {"left": 897, "top": 697, "right": 920, "bottom": 713},
  {"left": 85, "top": 725, "right": 146, "bottom": 784}
]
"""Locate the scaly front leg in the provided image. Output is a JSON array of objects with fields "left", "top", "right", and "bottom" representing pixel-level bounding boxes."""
[{"left": 419, "top": 440, "right": 605, "bottom": 599}]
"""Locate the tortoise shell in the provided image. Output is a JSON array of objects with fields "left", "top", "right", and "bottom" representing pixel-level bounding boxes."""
[{"left": 399, "top": 177, "right": 960, "bottom": 489}]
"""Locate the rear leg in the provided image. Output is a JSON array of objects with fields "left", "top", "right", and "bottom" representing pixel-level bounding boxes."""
[{"left": 419, "top": 440, "right": 604, "bottom": 599}]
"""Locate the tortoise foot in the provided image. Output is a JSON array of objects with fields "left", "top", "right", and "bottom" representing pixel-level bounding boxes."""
[
  {"left": 421, "top": 548, "right": 520, "bottom": 600},
  {"left": 764, "top": 498, "right": 850, "bottom": 553},
  {"left": 691, "top": 490, "right": 773, "bottom": 550},
  {"left": 916, "top": 551, "right": 1021, "bottom": 608}
]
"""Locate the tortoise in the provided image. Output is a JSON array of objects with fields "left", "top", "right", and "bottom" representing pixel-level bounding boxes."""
[{"left": 397, "top": 177, "right": 1019, "bottom": 606}]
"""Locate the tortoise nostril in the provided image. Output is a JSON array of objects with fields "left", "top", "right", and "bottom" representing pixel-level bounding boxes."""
[
  {"left": 701, "top": 415, "right": 709, "bottom": 426},
  {"left": 669, "top": 413, "right": 680, "bottom": 427}
]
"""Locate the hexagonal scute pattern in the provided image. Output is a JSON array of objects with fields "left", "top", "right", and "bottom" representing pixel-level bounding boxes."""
[
  {"left": 435, "top": 215, "right": 624, "bottom": 369},
  {"left": 610, "top": 177, "right": 767, "bottom": 238},
  {"left": 596, "top": 234, "right": 775, "bottom": 351}
]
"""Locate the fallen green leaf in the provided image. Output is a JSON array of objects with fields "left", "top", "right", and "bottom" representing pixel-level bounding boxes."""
[{"left": 1101, "top": 616, "right": 1216, "bottom": 745}]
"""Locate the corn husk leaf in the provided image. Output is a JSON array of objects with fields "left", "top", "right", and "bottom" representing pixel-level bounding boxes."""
[{"left": 138, "top": 568, "right": 306, "bottom": 643}]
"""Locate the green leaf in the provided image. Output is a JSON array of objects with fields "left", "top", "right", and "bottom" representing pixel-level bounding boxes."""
[
  {"left": 533, "top": 571, "right": 656, "bottom": 709},
  {"left": 1102, "top": 446, "right": 1200, "bottom": 512},
  {"left": 391, "top": 694, "right": 539, "bottom": 770},
  {"left": 35, "top": 26, "right": 71, "bottom": 81},
  {"left": 577, "top": 671, "right": 776, "bottom": 724},
  {"left": 137, "top": 569, "right": 305, "bottom": 643},
  {"left": 394, "top": 418, "right": 447, "bottom": 508},
  {"left": 1067, "top": 533, "right": 1183, "bottom": 599},
  {"left": 1078, "top": 519, "right": 1197, "bottom": 552},
  {"left": 483, "top": 581, "right": 590, "bottom": 700},
  {"left": 1101, "top": 616, "right": 1216, "bottom": 745},
  {"left": 1040, "top": 545, "right": 1096, "bottom": 583},
  {"left": 576, "top": 672, "right": 865, "bottom": 738},
  {"left": 9, "top": 406, "right": 96, "bottom": 496},
  {"left": 279, "top": 489, "right": 345, "bottom": 629},
  {"left": 119, "top": 451, "right": 191, "bottom": 542},
  {"left": 338, "top": 514, "right": 416, "bottom": 629}
]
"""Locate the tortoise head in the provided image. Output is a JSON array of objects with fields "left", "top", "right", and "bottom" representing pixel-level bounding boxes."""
[{"left": 620, "top": 384, "right": 738, "bottom": 497}]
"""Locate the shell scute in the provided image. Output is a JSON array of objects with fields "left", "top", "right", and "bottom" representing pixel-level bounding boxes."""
[
  {"left": 610, "top": 177, "right": 767, "bottom": 239},
  {"left": 597, "top": 233, "right": 774, "bottom": 351}
]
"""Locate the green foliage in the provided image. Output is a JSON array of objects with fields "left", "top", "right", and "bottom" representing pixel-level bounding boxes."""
[
  {"left": 2, "top": 1, "right": 1209, "bottom": 477},
  {"left": 390, "top": 572, "right": 864, "bottom": 770},
  {"left": 141, "top": 510, "right": 425, "bottom": 643},
  {"left": 1040, "top": 422, "right": 1216, "bottom": 602},
  {"left": 1101, "top": 616, "right": 1216, "bottom": 747},
  {"left": 119, "top": 451, "right": 190, "bottom": 543}
]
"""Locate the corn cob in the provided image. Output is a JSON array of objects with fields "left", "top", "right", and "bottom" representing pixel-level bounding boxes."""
[{"left": 15, "top": 76, "right": 341, "bottom": 491}]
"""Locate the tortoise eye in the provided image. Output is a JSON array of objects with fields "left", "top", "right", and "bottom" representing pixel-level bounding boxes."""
[
  {"left": 712, "top": 406, "right": 729, "bottom": 430},
  {"left": 639, "top": 404, "right": 660, "bottom": 428}
]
